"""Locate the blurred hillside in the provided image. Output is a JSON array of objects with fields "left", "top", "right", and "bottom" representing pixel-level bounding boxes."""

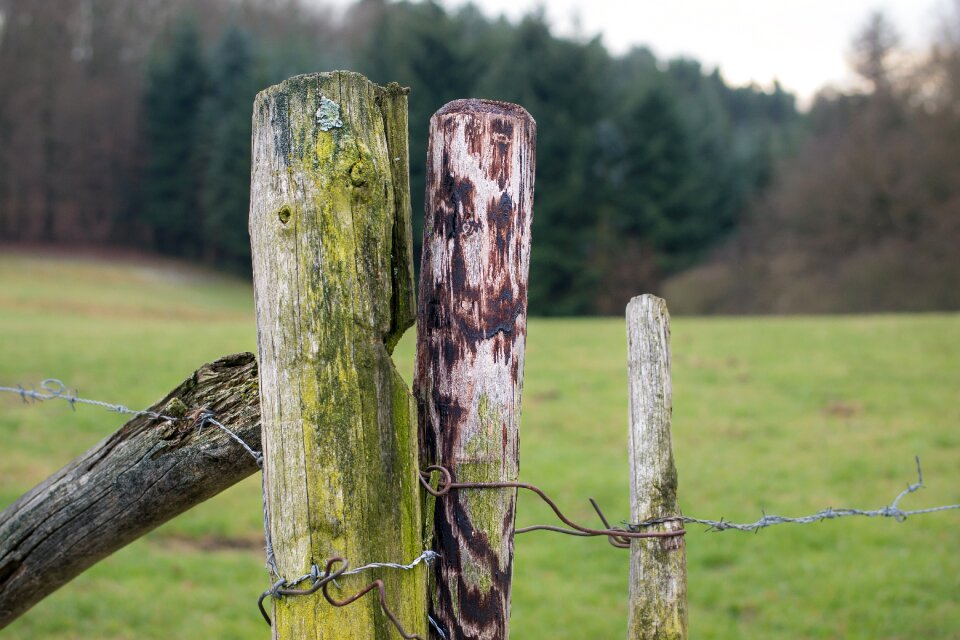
[
  {"left": 666, "top": 11, "right": 960, "bottom": 314},
  {"left": 0, "top": 1, "right": 956, "bottom": 314}
]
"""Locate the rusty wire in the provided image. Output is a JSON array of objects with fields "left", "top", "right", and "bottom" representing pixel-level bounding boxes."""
[
  {"left": 321, "top": 558, "right": 424, "bottom": 640},
  {"left": 419, "top": 464, "right": 685, "bottom": 548},
  {"left": 258, "top": 557, "right": 424, "bottom": 639}
]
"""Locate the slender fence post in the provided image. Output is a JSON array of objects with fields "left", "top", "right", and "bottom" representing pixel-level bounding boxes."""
[
  {"left": 626, "top": 295, "right": 688, "bottom": 640},
  {"left": 414, "top": 99, "right": 536, "bottom": 639},
  {"left": 249, "top": 71, "right": 425, "bottom": 638}
]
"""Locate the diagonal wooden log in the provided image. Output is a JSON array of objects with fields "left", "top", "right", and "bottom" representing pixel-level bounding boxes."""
[
  {"left": 0, "top": 352, "right": 262, "bottom": 629},
  {"left": 415, "top": 99, "right": 536, "bottom": 640}
]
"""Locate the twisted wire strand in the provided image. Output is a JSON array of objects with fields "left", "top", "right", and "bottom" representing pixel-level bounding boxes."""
[
  {"left": 0, "top": 379, "right": 264, "bottom": 467},
  {"left": 1, "top": 379, "right": 175, "bottom": 421},
  {"left": 267, "top": 549, "right": 441, "bottom": 596},
  {"left": 629, "top": 457, "right": 960, "bottom": 533},
  {"left": 257, "top": 550, "right": 441, "bottom": 636}
]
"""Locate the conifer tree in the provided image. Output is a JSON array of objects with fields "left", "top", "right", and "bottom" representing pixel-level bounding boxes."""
[
  {"left": 201, "top": 25, "right": 257, "bottom": 270},
  {"left": 141, "top": 16, "right": 206, "bottom": 257}
]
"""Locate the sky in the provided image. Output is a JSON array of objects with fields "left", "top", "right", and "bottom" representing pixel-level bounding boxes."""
[{"left": 329, "top": 0, "right": 950, "bottom": 104}]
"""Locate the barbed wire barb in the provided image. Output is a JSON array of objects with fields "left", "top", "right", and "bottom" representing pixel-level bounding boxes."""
[
  {"left": 1, "top": 378, "right": 265, "bottom": 468},
  {"left": 628, "top": 456, "right": 960, "bottom": 533},
  {"left": 1, "top": 378, "right": 175, "bottom": 422}
]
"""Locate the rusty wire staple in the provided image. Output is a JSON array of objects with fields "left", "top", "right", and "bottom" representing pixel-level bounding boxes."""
[
  {"left": 258, "top": 557, "right": 424, "bottom": 639},
  {"left": 321, "top": 558, "right": 424, "bottom": 640},
  {"left": 419, "top": 464, "right": 685, "bottom": 548}
]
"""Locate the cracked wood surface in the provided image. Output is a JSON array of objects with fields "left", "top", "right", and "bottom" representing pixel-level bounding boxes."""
[
  {"left": 249, "top": 71, "right": 426, "bottom": 639},
  {"left": 627, "top": 295, "right": 688, "bottom": 639},
  {"left": 415, "top": 99, "right": 536, "bottom": 640},
  {"left": 0, "top": 352, "right": 261, "bottom": 629}
]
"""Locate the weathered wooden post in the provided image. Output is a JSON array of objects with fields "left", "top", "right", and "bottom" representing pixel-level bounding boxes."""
[
  {"left": 415, "top": 99, "right": 536, "bottom": 639},
  {"left": 626, "top": 295, "right": 688, "bottom": 639},
  {"left": 0, "top": 353, "right": 260, "bottom": 628},
  {"left": 249, "top": 71, "right": 426, "bottom": 638}
]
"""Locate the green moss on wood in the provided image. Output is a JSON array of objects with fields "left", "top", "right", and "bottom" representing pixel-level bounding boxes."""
[
  {"left": 251, "top": 71, "right": 424, "bottom": 639},
  {"left": 162, "top": 397, "right": 188, "bottom": 419}
]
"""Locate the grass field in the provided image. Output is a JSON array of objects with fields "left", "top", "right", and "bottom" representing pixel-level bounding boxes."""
[{"left": 1, "top": 252, "right": 958, "bottom": 639}]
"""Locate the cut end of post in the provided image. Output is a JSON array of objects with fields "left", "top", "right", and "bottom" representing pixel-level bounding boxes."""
[
  {"left": 254, "top": 71, "right": 410, "bottom": 115},
  {"left": 433, "top": 98, "right": 536, "bottom": 127},
  {"left": 627, "top": 294, "right": 669, "bottom": 317}
]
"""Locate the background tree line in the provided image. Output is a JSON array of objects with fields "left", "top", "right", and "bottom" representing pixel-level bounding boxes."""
[
  {"left": 0, "top": 0, "right": 955, "bottom": 315},
  {"left": 667, "top": 9, "right": 960, "bottom": 313}
]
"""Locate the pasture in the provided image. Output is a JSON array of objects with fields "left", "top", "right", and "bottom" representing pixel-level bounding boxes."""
[{"left": 1, "top": 252, "right": 958, "bottom": 639}]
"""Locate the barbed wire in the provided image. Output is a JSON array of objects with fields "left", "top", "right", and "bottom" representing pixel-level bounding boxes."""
[
  {"left": 628, "top": 456, "right": 960, "bottom": 533},
  {"left": 0, "top": 379, "right": 176, "bottom": 421},
  {"left": 5, "top": 378, "right": 960, "bottom": 638},
  {"left": 257, "top": 551, "right": 440, "bottom": 631},
  {"left": 0, "top": 379, "right": 268, "bottom": 465},
  {"left": 195, "top": 411, "right": 263, "bottom": 467},
  {"left": 0, "top": 378, "right": 434, "bottom": 638}
]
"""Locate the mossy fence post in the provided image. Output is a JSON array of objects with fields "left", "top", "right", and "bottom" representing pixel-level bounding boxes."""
[
  {"left": 249, "top": 71, "right": 427, "bottom": 638},
  {"left": 626, "top": 295, "right": 688, "bottom": 640},
  {"left": 414, "top": 99, "right": 536, "bottom": 639}
]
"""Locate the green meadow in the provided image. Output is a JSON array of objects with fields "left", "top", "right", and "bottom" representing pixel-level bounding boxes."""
[{"left": 1, "top": 252, "right": 958, "bottom": 639}]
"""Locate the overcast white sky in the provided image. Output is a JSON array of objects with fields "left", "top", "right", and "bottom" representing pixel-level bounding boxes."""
[{"left": 329, "top": 0, "right": 950, "bottom": 104}]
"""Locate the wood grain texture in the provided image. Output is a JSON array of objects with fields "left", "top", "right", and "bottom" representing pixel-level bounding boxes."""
[
  {"left": 249, "top": 71, "right": 426, "bottom": 639},
  {"left": 0, "top": 352, "right": 261, "bottom": 629},
  {"left": 414, "top": 99, "right": 536, "bottom": 640},
  {"left": 626, "top": 295, "right": 688, "bottom": 640}
]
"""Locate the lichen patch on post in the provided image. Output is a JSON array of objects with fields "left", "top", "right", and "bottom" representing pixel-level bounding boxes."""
[{"left": 315, "top": 96, "right": 344, "bottom": 131}]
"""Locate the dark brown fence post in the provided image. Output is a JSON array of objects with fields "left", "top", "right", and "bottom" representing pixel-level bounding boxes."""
[{"left": 414, "top": 99, "right": 536, "bottom": 639}]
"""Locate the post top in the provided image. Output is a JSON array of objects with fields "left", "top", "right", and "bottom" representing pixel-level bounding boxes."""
[
  {"left": 627, "top": 294, "right": 667, "bottom": 312},
  {"left": 434, "top": 98, "right": 535, "bottom": 125},
  {"left": 255, "top": 70, "right": 409, "bottom": 104}
]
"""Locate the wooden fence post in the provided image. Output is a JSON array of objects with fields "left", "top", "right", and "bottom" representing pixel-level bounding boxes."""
[
  {"left": 626, "top": 295, "right": 688, "bottom": 639},
  {"left": 0, "top": 353, "right": 260, "bottom": 629},
  {"left": 414, "top": 99, "right": 536, "bottom": 639},
  {"left": 249, "top": 71, "right": 425, "bottom": 638}
]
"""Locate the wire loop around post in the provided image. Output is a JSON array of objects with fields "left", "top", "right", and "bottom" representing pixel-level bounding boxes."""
[
  {"left": 257, "top": 556, "right": 428, "bottom": 639},
  {"left": 418, "top": 465, "right": 685, "bottom": 549}
]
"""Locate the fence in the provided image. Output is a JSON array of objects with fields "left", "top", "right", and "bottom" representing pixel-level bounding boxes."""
[
  {"left": 2, "top": 370, "right": 956, "bottom": 635},
  {"left": 1, "top": 70, "right": 959, "bottom": 639}
]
